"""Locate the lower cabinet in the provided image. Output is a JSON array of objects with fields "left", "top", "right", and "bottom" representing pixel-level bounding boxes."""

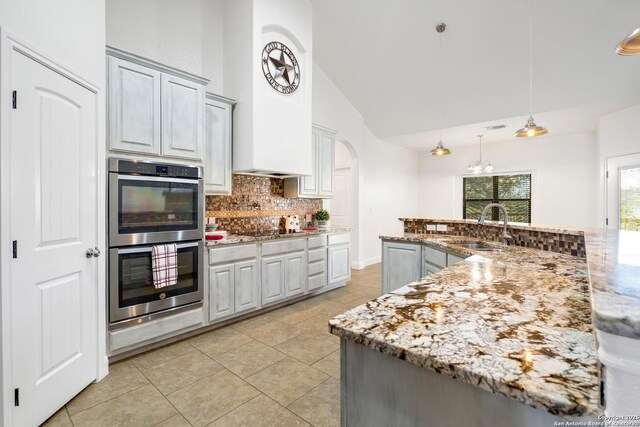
[
  {"left": 328, "top": 244, "right": 351, "bottom": 286},
  {"left": 209, "top": 264, "right": 235, "bottom": 321},
  {"left": 284, "top": 251, "right": 307, "bottom": 298},
  {"left": 234, "top": 260, "right": 259, "bottom": 314},
  {"left": 382, "top": 241, "right": 422, "bottom": 294},
  {"left": 262, "top": 255, "right": 286, "bottom": 306}
]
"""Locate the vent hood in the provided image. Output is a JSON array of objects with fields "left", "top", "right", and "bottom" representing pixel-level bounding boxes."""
[{"left": 223, "top": 0, "right": 313, "bottom": 177}]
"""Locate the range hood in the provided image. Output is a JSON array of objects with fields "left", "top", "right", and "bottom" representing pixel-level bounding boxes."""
[{"left": 223, "top": 0, "right": 313, "bottom": 177}]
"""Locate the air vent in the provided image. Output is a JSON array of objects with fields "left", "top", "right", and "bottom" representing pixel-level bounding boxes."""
[{"left": 485, "top": 124, "right": 507, "bottom": 131}]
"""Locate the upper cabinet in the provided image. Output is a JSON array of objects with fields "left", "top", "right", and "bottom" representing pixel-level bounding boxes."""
[
  {"left": 284, "top": 125, "right": 335, "bottom": 198},
  {"left": 204, "top": 93, "right": 235, "bottom": 195},
  {"left": 106, "top": 47, "right": 208, "bottom": 162}
]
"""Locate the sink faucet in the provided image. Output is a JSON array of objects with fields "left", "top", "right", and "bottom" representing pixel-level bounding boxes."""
[{"left": 478, "top": 203, "right": 513, "bottom": 243}]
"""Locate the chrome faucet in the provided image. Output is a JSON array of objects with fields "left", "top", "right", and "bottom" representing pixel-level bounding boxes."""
[{"left": 478, "top": 203, "right": 513, "bottom": 243}]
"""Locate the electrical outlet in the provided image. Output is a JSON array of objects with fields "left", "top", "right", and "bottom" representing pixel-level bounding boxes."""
[
  {"left": 436, "top": 224, "right": 448, "bottom": 232},
  {"left": 426, "top": 224, "right": 436, "bottom": 231}
]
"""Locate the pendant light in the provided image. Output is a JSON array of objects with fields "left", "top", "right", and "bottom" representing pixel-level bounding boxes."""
[
  {"left": 616, "top": 27, "right": 640, "bottom": 55},
  {"left": 466, "top": 135, "right": 494, "bottom": 174},
  {"left": 430, "top": 23, "right": 452, "bottom": 156},
  {"left": 514, "top": 0, "right": 548, "bottom": 138}
]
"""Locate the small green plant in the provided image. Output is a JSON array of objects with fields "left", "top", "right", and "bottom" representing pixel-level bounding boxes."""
[{"left": 315, "top": 209, "right": 330, "bottom": 221}]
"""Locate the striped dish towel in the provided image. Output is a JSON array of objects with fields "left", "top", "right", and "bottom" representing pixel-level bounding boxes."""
[{"left": 151, "top": 244, "right": 178, "bottom": 288}]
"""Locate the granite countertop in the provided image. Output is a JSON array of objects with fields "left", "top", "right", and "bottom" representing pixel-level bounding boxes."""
[
  {"left": 206, "top": 226, "right": 351, "bottom": 246},
  {"left": 329, "top": 234, "right": 601, "bottom": 418}
]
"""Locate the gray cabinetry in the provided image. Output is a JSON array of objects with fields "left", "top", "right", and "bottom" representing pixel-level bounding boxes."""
[
  {"left": 382, "top": 241, "right": 422, "bottom": 294},
  {"left": 261, "top": 255, "right": 285, "bottom": 306},
  {"left": 284, "top": 251, "right": 306, "bottom": 298},
  {"left": 284, "top": 125, "right": 335, "bottom": 199},
  {"left": 328, "top": 233, "right": 351, "bottom": 287},
  {"left": 234, "top": 260, "right": 259, "bottom": 314},
  {"left": 107, "top": 57, "right": 161, "bottom": 155},
  {"left": 161, "top": 74, "right": 204, "bottom": 160},
  {"left": 204, "top": 94, "right": 234, "bottom": 195},
  {"left": 209, "top": 264, "right": 235, "bottom": 321}
]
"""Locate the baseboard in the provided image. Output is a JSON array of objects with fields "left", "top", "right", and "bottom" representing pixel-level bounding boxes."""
[{"left": 352, "top": 256, "right": 381, "bottom": 270}]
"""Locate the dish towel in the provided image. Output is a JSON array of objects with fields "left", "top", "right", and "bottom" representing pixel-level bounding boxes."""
[{"left": 151, "top": 244, "right": 178, "bottom": 289}]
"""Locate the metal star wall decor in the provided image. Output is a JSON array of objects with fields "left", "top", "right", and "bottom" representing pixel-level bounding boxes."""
[{"left": 261, "top": 41, "right": 300, "bottom": 94}]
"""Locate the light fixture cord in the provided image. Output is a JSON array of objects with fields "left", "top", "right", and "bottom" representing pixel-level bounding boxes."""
[
  {"left": 529, "top": 0, "right": 533, "bottom": 116},
  {"left": 479, "top": 135, "right": 483, "bottom": 164},
  {"left": 439, "top": 30, "right": 444, "bottom": 141}
]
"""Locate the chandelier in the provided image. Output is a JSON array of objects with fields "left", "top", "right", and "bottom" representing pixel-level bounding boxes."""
[{"left": 466, "top": 135, "right": 494, "bottom": 174}]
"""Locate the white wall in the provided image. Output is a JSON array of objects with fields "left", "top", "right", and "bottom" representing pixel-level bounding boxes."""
[
  {"left": 106, "top": 0, "right": 224, "bottom": 94},
  {"left": 596, "top": 104, "right": 640, "bottom": 226},
  {"left": 418, "top": 132, "right": 599, "bottom": 228},
  {"left": 313, "top": 63, "right": 420, "bottom": 267}
]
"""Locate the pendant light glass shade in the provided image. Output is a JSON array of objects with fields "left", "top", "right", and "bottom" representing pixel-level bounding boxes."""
[
  {"left": 616, "top": 28, "right": 640, "bottom": 55},
  {"left": 431, "top": 140, "right": 451, "bottom": 156},
  {"left": 514, "top": 0, "right": 548, "bottom": 138},
  {"left": 514, "top": 116, "right": 548, "bottom": 138}
]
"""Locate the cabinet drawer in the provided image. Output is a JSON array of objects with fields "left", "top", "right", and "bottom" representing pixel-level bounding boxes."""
[
  {"left": 262, "top": 238, "right": 306, "bottom": 256},
  {"left": 308, "top": 259, "right": 326, "bottom": 276},
  {"left": 328, "top": 232, "right": 350, "bottom": 246},
  {"left": 308, "top": 247, "right": 326, "bottom": 262},
  {"left": 424, "top": 246, "right": 447, "bottom": 268},
  {"left": 308, "top": 273, "right": 326, "bottom": 291},
  {"left": 308, "top": 235, "right": 325, "bottom": 249},
  {"left": 209, "top": 244, "right": 257, "bottom": 265}
]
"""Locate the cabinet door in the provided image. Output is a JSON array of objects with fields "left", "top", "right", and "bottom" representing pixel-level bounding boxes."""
[
  {"left": 284, "top": 251, "right": 306, "bottom": 298},
  {"left": 299, "top": 129, "right": 319, "bottom": 196},
  {"left": 108, "top": 57, "right": 161, "bottom": 155},
  {"left": 209, "top": 264, "right": 234, "bottom": 321},
  {"left": 204, "top": 98, "right": 232, "bottom": 194},
  {"left": 382, "top": 242, "right": 421, "bottom": 293},
  {"left": 318, "top": 129, "right": 335, "bottom": 197},
  {"left": 261, "top": 255, "right": 285, "bottom": 306},
  {"left": 161, "top": 74, "right": 204, "bottom": 160},
  {"left": 234, "top": 259, "right": 259, "bottom": 314},
  {"left": 328, "top": 244, "right": 351, "bottom": 285}
]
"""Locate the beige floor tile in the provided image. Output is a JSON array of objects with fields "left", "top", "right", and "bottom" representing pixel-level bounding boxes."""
[
  {"left": 187, "top": 327, "right": 254, "bottom": 358},
  {"left": 41, "top": 407, "right": 73, "bottom": 427},
  {"left": 67, "top": 360, "right": 149, "bottom": 415},
  {"left": 311, "top": 350, "right": 340, "bottom": 379},
  {"left": 245, "top": 320, "right": 304, "bottom": 346},
  {"left": 142, "top": 350, "right": 223, "bottom": 395},
  {"left": 278, "top": 306, "right": 324, "bottom": 325},
  {"left": 214, "top": 340, "right": 286, "bottom": 378},
  {"left": 245, "top": 357, "right": 328, "bottom": 406},
  {"left": 288, "top": 378, "right": 341, "bottom": 427},
  {"left": 70, "top": 384, "right": 177, "bottom": 427},
  {"left": 295, "top": 313, "right": 332, "bottom": 336},
  {"left": 208, "top": 394, "right": 309, "bottom": 427},
  {"left": 154, "top": 413, "right": 192, "bottom": 426},
  {"left": 230, "top": 310, "right": 283, "bottom": 333},
  {"left": 275, "top": 333, "right": 339, "bottom": 365},
  {"left": 131, "top": 340, "right": 197, "bottom": 371},
  {"left": 167, "top": 369, "right": 260, "bottom": 427}
]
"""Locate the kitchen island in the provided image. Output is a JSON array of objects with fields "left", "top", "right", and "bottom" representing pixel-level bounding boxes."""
[{"left": 330, "top": 232, "right": 603, "bottom": 426}]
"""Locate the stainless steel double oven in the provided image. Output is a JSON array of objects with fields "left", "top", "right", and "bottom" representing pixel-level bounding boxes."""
[{"left": 108, "top": 158, "right": 204, "bottom": 324}]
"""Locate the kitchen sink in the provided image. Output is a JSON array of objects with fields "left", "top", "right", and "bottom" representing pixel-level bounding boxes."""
[{"left": 452, "top": 242, "right": 508, "bottom": 252}]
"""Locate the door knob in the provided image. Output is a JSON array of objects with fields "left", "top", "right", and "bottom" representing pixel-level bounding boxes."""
[{"left": 86, "top": 247, "right": 101, "bottom": 258}]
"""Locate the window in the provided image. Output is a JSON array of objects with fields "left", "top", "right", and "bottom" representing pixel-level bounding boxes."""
[{"left": 463, "top": 174, "right": 531, "bottom": 223}]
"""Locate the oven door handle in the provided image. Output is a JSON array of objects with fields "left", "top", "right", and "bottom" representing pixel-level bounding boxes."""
[
  {"left": 116, "top": 174, "right": 201, "bottom": 184},
  {"left": 116, "top": 241, "right": 200, "bottom": 254}
]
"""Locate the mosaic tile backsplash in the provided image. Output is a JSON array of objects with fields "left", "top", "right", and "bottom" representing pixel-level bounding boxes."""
[
  {"left": 206, "top": 175, "right": 323, "bottom": 234},
  {"left": 401, "top": 218, "right": 587, "bottom": 258}
]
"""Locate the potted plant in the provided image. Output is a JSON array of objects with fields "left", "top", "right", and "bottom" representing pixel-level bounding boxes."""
[{"left": 315, "top": 209, "right": 330, "bottom": 229}]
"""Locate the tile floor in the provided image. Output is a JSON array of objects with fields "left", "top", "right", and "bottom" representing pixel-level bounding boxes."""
[{"left": 42, "top": 264, "right": 382, "bottom": 427}]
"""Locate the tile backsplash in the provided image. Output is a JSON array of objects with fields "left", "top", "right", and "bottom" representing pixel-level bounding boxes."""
[
  {"left": 206, "top": 175, "right": 322, "bottom": 234},
  {"left": 401, "top": 218, "right": 587, "bottom": 258}
]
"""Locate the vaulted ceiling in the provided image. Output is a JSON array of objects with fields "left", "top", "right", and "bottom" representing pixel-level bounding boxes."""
[{"left": 312, "top": 0, "right": 640, "bottom": 149}]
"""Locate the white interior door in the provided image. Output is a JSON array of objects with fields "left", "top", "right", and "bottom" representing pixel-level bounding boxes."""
[
  {"left": 607, "top": 153, "right": 640, "bottom": 231},
  {"left": 332, "top": 166, "right": 352, "bottom": 228},
  {"left": 9, "top": 46, "right": 99, "bottom": 426}
]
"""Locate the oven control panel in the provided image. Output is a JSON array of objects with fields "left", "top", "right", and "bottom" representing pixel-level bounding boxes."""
[{"left": 112, "top": 159, "right": 201, "bottom": 179}]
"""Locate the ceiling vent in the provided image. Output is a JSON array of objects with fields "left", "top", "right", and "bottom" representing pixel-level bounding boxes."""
[{"left": 485, "top": 124, "right": 507, "bottom": 131}]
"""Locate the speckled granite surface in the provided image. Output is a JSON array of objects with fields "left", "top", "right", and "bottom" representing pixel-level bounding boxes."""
[
  {"left": 205, "top": 226, "right": 351, "bottom": 246},
  {"left": 584, "top": 229, "right": 640, "bottom": 339},
  {"left": 330, "top": 234, "right": 601, "bottom": 418}
]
